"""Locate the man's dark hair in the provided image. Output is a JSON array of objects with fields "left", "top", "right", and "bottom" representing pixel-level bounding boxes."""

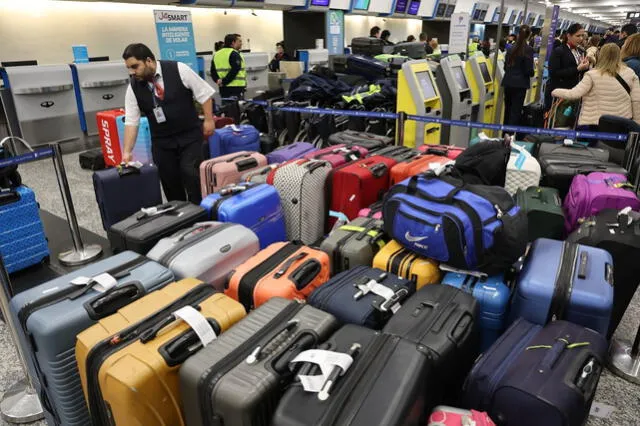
[
  {"left": 615, "top": 30, "right": 621, "bottom": 34},
  {"left": 419, "top": 32, "right": 428, "bottom": 41},
  {"left": 381, "top": 30, "right": 391, "bottom": 40},
  {"left": 214, "top": 41, "right": 224, "bottom": 51},
  {"left": 567, "top": 23, "right": 583, "bottom": 36},
  {"left": 122, "top": 43, "right": 155, "bottom": 61},
  {"left": 276, "top": 41, "right": 285, "bottom": 49},
  {"left": 224, "top": 33, "right": 241, "bottom": 47},
  {"left": 622, "top": 24, "right": 638, "bottom": 37},
  {"left": 370, "top": 26, "right": 381, "bottom": 37}
]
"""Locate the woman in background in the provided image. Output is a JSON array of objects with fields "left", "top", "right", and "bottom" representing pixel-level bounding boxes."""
[
  {"left": 269, "top": 41, "right": 291, "bottom": 72},
  {"left": 381, "top": 30, "right": 394, "bottom": 46},
  {"left": 586, "top": 35, "right": 600, "bottom": 66},
  {"left": 622, "top": 33, "right": 640, "bottom": 79},
  {"left": 502, "top": 25, "right": 534, "bottom": 128}
]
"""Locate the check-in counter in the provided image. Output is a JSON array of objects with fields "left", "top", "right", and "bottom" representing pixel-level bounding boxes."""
[
  {"left": 2, "top": 65, "right": 81, "bottom": 146},
  {"left": 71, "top": 61, "right": 129, "bottom": 135},
  {"left": 297, "top": 49, "right": 329, "bottom": 73},
  {"left": 243, "top": 52, "right": 269, "bottom": 99}
]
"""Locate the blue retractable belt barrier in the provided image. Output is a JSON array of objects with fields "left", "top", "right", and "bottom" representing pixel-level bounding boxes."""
[{"left": 0, "top": 147, "right": 54, "bottom": 169}]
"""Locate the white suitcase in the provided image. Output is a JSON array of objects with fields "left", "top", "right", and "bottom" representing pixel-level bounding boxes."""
[{"left": 506, "top": 143, "right": 541, "bottom": 195}]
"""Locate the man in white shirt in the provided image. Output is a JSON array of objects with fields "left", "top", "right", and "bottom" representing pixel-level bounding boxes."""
[{"left": 122, "top": 43, "right": 215, "bottom": 204}]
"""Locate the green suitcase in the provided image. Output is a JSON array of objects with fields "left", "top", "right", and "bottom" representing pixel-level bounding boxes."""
[{"left": 515, "top": 186, "right": 565, "bottom": 242}]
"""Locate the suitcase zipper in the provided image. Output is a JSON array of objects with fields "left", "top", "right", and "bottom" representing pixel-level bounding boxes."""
[
  {"left": 156, "top": 224, "right": 231, "bottom": 267},
  {"left": 121, "top": 202, "right": 188, "bottom": 234},
  {"left": 546, "top": 242, "right": 580, "bottom": 323},
  {"left": 311, "top": 267, "right": 363, "bottom": 311},
  {"left": 237, "top": 243, "right": 301, "bottom": 311},
  {"left": 84, "top": 283, "right": 216, "bottom": 426},
  {"left": 198, "top": 301, "right": 304, "bottom": 424}
]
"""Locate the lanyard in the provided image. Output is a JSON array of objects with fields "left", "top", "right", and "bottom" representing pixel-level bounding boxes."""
[{"left": 147, "top": 78, "right": 162, "bottom": 107}]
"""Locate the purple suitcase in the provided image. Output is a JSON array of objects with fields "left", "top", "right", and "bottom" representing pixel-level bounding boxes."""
[
  {"left": 563, "top": 172, "right": 640, "bottom": 234},
  {"left": 266, "top": 142, "right": 318, "bottom": 164},
  {"left": 463, "top": 318, "right": 607, "bottom": 426}
]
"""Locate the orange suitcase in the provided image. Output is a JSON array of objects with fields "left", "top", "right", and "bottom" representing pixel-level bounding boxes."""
[
  {"left": 225, "top": 242, "right": 330, "bottom": 311},
  {"left": 389, "top": 154, "right": 452, "bottom": 186}
]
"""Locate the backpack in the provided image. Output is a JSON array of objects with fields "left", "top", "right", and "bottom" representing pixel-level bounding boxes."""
[
  {"left": 451, "top": 139, "right": 510, "bottom": 186},
  {"left": 0, "top": 138, "right": 24, "bottom": 189}
]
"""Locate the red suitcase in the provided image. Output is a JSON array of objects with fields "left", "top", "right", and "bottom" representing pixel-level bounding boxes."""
[
  {"left": 418, "top": 144, "right": 465, "bottom": 160},
  {"left": 96, "top": 109, "right": 125, "bottom": 167},
  {"left": 329, "top": 155, "right": 397, "bottom": 226}
]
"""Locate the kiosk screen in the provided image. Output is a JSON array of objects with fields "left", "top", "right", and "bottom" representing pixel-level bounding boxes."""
[
  {"left": 416, "top": 71, "right": 437, "bottom": 100},
  {"left": 452, "top": 66, "right": 469, "bottom": 90},
  {"left": 479, "top": 62, "right": 492, "bottom": 83}
]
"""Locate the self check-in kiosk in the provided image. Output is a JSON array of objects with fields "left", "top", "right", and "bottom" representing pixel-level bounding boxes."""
[
  {"left": 1, "top": 65, "right": 82, "bottom": 146},
  {"left": 71, "top": 61, "right": 128, "bottom": 136},
  {"left": 465, "top": 52, "right": 495, "bottom": 135},
  {"left": 243, "top": 52, "right": 270, "bottom": 98},
  {"left": 488, "top": 51, "right": 505, "bottom": 129},
  {"left": 396, "top": 60, "right": 442, "bottom": 147},
  {"left": 434, "top": 55, "right": 473, "bottom": 146},
  {"left": 526, "top": 56, "right": 539, "bottom": 105}
]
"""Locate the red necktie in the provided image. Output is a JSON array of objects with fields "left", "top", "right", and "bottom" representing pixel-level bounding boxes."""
[{"left": 153, "top": 80, "right": 165, "bottom": 101}]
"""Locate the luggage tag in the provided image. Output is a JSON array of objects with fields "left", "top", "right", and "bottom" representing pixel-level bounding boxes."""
[
  {"left": 153, "top": 107, "right": 167, "bottom": 123},
  {"left": 70, "top": 273, "right": 118, "bottom": 294},
  {"left": 172, "top": 305, "right": 217, "bottom": 347},
  {"left": 353, "top": 273, "right": 404, "bottom": 314},
  {"left": 138, "top": 204, "right": 176, "bottom": 218},
  {"left": 329, "top": 211, "right": 349, "bottom": 232}
]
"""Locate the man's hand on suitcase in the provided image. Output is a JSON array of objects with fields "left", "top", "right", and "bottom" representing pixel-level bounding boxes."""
[
  {"left": 122, "top": 151, "right": 133, "bottom": 164},
  {"left": 203, "top": 117, "right": 215, "bottom": 137}
]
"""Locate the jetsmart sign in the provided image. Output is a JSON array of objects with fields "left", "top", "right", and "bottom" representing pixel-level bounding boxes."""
[{"left": 154, "top": 10, "right": 192, "bottom": 23}]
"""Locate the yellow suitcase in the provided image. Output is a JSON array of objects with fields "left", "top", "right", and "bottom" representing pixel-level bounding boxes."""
[
  {"left": 373, "top": 240, "right": 442, "bottom": 289},
  {"left": 76, "top": 278, "right": 245, "bottom": 426}
]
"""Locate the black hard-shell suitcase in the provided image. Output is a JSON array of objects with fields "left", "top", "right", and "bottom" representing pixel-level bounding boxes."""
[
  {"left": 350, "top": 37, "right": 389, "bottom": 57},
  {"left": 272, "top": 324, "right": 433, "bottom": 426},
  {"left": 392, "top": 42, "right": 426, "bottom": 59},
  {"left": 108, "top": 201, "right": 207, "bottom": 254},
  {"left": 375, "top": 145, "right": 420, "bottom": 163},
  {"left": 522, "top": 103, "right": 545, "bottom": 129},
  {"left": 383, "top": 284, "right": 479, "bottom": 404},
  {"left": 92, "top": 164, "right": 163, "bottom": 230},
  {"left": 79, "top": 148, "right": 105, "bottom": 171}
]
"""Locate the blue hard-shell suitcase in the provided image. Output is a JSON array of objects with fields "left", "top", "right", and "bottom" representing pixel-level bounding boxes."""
[
  {"left": 200, "top": 182, "right": 286, "bottom": 249},
  {"left": 93, "top": 164, "right": 162, "bottom": 230},
  {"left": 509, "top": 238, "right": 614, "bottom": 335},
  {"left": 441, "top": 271, "right": 511, "bottom": 352},
  {"left": 8, "top": 251, "right": 174, "bottom": 426},
  {"left": 208, "top": 124, "right": 260, "bottom": 158},
  {"left": 0, "top": 186, "right": 49, "bottom": 274},
  {"left": 308, "top": 265, "right": 416, "bottom": 330}
]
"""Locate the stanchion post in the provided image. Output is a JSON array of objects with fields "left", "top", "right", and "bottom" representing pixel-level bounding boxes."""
[
  {"left": 0, "top": 259, "right": 44, "bottom": 423},
  {"left": 396, "top": 111, "right": 406, "bottom": 147},
  {"left": 267, "top": 100, "right": 275, "bottom": 138},
  {"left": 51, "top": 143, "right": 103, "bottom": 266}
]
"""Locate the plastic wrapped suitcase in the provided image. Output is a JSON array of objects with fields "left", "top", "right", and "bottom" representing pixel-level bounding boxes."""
[
  {"left": 327, "top": 130, "right": 393, "bottom": 152},
  {"left": 417, "top": 144, "right": 465, "bottom": 159},
  {"left": 505, "top": 143, "right": 541, "bottom": 195},
  {"left": 303, "top": 144, "right": 368, "bottom": 168},
  {"left": 179, "top": 298, "right": 339, "bottom": 426},
  {"left": 108, "top": 201, "right": 207, "bottom": 254},
  {"left": 199, "top": 183, "right": 287, "bottom": 248},
  {"left": 272, "top": 324, "right": 433, "bottom": 426},
  {"left": 350, "top": 37, "right": 389, "bottom": 56},
  {"left": 428, "top": 406, "right": 496, "bottom": 426},
  {"left": 345, "top": 54, "right": 390, "bottom": 80},
  {"left": 208, "top": 124, "right": 260, "bottom": 158},
  {"left": 147, "top": 222, "right": 260, "bottom": 290},
  {"left": 200, "top": 151, "right": 268, "bottom": 197},
  {"left": 515, "top": 186, "right": 565, "bottom": 242},
  {"left": 226, "top": 242, "right": 331, "bottom": 311},
  {"left": 93, "top": 164, "right": 163, "bottom": 230},
  {"left": 357, "top": 200, "right": 383, "bottom": 220},
  {"left": 389, "top": 153, "right": 451, "bottom": 186},
  {"left": 563, "top": 172, "right": 640, "bottom": 234},
  {"left": 0, "top": 186, "right": 49, "bottom": 274},
  {"left": 441, "top": 270, "right": 511, "bottom": 352},
  {"left": 329, "top": 155, "right": 396, "bottom": 223},
  {"left": 383, "top": 284, "right": 479, "bottom": 404},
  {"left": 76, "top": 279, "right": 246, "bottom": 426},
  {"left": 269, "top": 159, "right": 332, "bottom": 244},
  {"left": 509, "top": 238, "right": 614, "bottom": 335},
  {"left": 568, "top": 208, "right": 640, "bottom": 338},
  {"left": 78, "top": 148, "right": 105, "bottom": 171},
  {"left": 373, "top": 240, "right": 441, "bottom": 289},
  {"left": 308, "top": 266, "right": 415, "bottom": 329},
  {"left": 463, "top": 319, "right": 607, "bottom": 426},
  {"left": 319, "top": 217, "right": 388, "bottom": 274},
  {"left": 9, "top": 252, "right": 174, "bottom": 426},
  {"left": 374, "top": 145, "right": 420, "bottom": 163},
  {"left": 266, "top": 142, "right": 317, "bottom": 164},
  {"left": 537, "top": 143, "right": 609, "bottom": 162}
]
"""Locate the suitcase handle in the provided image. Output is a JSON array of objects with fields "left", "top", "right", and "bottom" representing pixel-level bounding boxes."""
[
  {"left": 307, "top": 161, "right": 327, "bottom": 173},
  {"left": 290, "top": 260, "right": 322, "bottom": 290},
  {"left": 246, "top": 319, "right": 300, "bottom": 365},
  {"left": 84, "top": 282, "right": 145, "bottom": 320},
  {"left": 368, "top": 163, "right": 388, "bottom": 178},
  {"left": 159, "top": 318, "right": 222, "bottom": 367},
  {"left": 236, "top": 158, "right": 258, "bottom": 172},
  {"left": 139, "top": 304, "right": 201, "bottom": 343},
  {"left": 176, "top": 223, "right": 216, "bottom": 242},
  {"left": 0, "top": 190, "right": 20, "bottom": 206},
  {"left": 577, "top": 252, "right": 588, "bottom": 279},
  {"left": 226, "top": 153, "right": 251, "bottom": 162},
  {"left": 272, "top": 333, "right": 317, "bottom": 374},
  {"left": 274, "top": 252, "right": 308, "bottom": 279},
  {"left": 117, "top": 164, "right": 141, "bottom": 177}
]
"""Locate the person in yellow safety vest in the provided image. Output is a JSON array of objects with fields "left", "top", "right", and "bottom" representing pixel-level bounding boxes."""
[
  {"left": 211, "top": 33, "right": 246, "bottom": 99},
  {"left": 469, "top": 37, "right": 479, "bottom": 54}
]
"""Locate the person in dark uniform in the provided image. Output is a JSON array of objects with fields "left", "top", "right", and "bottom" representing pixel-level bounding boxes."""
[
  {"left": 211, "top": 33, "right": 246, "bottom": 99},
  {"left": 122, "top": 43, "right": 215, "bottom": 205}
]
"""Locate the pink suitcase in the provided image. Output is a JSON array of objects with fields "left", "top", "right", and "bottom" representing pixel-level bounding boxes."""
[
  {"left": 200, "top": 151, "right": 267, "bottom": 198},
  {"left": 303, "top": 144, "right": 368, "bottom": 168},
  {"left": 418, "top": 145, "right": 465, "bottom": 160},
  {"left": 357, "top": 200, "right": 383, "bottom": 220},
  {"left": 428, "top": 406, "right": 496, "bottom": 426}
]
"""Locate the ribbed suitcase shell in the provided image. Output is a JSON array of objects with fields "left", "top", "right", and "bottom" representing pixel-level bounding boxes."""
[
  {"left": 179, "top": 298, "right": 339, "bottom": 426},
  {"left": 200, "top": 151, "right": 267, "bottom": 198},
  {"left": 9, "top": 252, "right": 174, "bottom": 426},
  {"left": 108, "top": 201, "right": 208, "bottom": 254},
  {"left": 271, "top": 159, "right": 332, "bottom": 244},
  {"left": 327, "top": 130, "right": 392, "bottom": 152},
  {"left": 76, "top": 279, "right": 246, "bottom": 426},
  {"left": 0, "top": 186, "right": 49, "bottom": 274},
  {"left": 208, "top": 124, "right": 260, "bottom": 158},
  {"left": 147, "top": 222, "right": 260, "bottom": 291},
  {"left": 537, "top": 144, "right": 609, "bottom": 161},
  {"left": 92, "top": 165, "right": 162, "bottom": 230},
  {"left": 241, "top": 164, "right": 280, "bottom": 184},
  {"left": 372, "top": 240, "right": 441, "bottom": 289},
  {"left": 199, "top": 183, "right": 287, "bottom": 249}
]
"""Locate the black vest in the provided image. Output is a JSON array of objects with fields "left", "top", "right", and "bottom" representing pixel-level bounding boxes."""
[{"left": 130, "top": 60, "right": 200, "bottom": 138}]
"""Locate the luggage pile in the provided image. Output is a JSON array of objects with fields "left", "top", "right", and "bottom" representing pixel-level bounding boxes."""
[{"left": 6, "top": 128, "right": 640, "bottom": 426}]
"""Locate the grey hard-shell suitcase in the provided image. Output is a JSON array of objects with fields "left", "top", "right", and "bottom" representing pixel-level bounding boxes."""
[
  {"left": 271, "top": 159, "right": 333, "bottom": 244},
  {"left": 146, "top": 222, "right": 260, "bottom": 291},
  {"left": 319, "top": 217, "right": 388, "bottom": 274},
  {"left": 9, "top": 251, "right": 174, "bottom": 426},
  {"left": 241, "top": 163, "right": 280, "bottom": 184},
  {"left": 179, "top": 298, "right": 339, "bottom": 426}
]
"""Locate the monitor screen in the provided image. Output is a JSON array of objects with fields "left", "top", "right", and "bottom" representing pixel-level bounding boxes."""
[
  {"left": 479, "top": 9, "right": 487, "bottom": 21},
  {"left": 452, "top": 66, "right": 469, "bottom": 91},
  {"left": 416, "top": 71, "right": 437, "bottom": 100},
  {"left": 436, "top": 3, "right": 446, "bottom": 17},
  {"left": 353, "top": 0, "right": 370, "bottom": 10},
  {"left": 395, "top": 0, "right": 408, "bottom": 13},
  {"left": 508, "top": 10, "right": 516, "bottom": 25},
  {"left": 479, "top": 62, "right": 491, "bottom": 83},
  {"left": 311, "top": 0, "right": 329, "bottom": 5},
  {"left": 492, "top": 7, "right": 500, "bottom": 23},
  {"left": 445, "top": 4, "right": 455, "bottom": 18},
  {"left": 407, "top": 0, "right": 420, "bottom": 15}
]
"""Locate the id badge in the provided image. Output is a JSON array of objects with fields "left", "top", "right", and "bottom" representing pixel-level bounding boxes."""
[{"left": 153, "top": 106, "right": 167, "bottom": 123}]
